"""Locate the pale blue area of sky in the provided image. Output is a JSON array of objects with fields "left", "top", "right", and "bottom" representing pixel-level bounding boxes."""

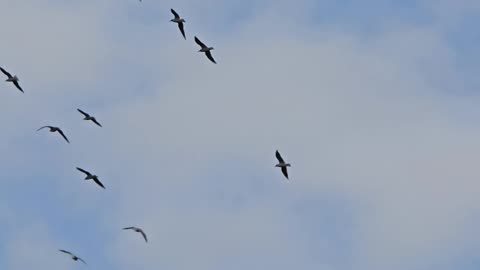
[{"left": 1, "top": 1, "right": 480, "bottom": 270}]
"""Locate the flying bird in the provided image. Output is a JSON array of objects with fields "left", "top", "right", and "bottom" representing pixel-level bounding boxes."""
[
  {"left": 59, "top": 249, "right": 87, "bottom": 264},
  {"left": 0, "top": 67, "right": 23, "bottom": 93},
  {"left": 170, "top": 9, "right": 186, "bottom": 39},
  {"left": 275, "top": 150, "right": 291, "bottom": 180},
  {"left": 123, "top": 226, "right": 148, "bottom": 242},
  {"left": 37, "top": 126, "right": 70, "bottom": 143},
  {"left": 194, "top": 36, "right": 216, "bottom": 64},
  {"left": 77, "top": 109, "right": 102, "bottom": 127},
  {"left": 76, "top": 167, "right": 105, "bottom": 189}
]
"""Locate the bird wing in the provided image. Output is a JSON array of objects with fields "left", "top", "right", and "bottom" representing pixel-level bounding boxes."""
[
  {"left": 171, "top": 8, "right": 180, "bottom": 19},
  {"left": 275, "top": 150, "right": 285, "bottom": 164},
  {"left": 59, "top": 249, "right": 73, "bottom": 256},
  {"left": 205, "top": 51, "right": 217, "bottom": 64},
  {"left": 0, "top": 67, "right": 12, "bottom": 78},
  {"left": 123, "top": 227, "right": 135, "bottom": 230},
  {"left": 92, "top": 118, "right": 102, "bottom": 127},
  {"left": 37, "top": 126, "right": 52, "bottom": 131},
  {"left": 12, "top": 81, "right": 23, "bottom": 93},
  {"left": 77, "top": 257, "right": 87, "bottom": 265},
  {"left": 178, "top": 22, "right": 186, "bottom": 40},
  {"left": 57, "top": 129, "right": 70, "bottom": 143},
  {"left": 194, "top": 36, "right": 207, "bottom": 48},
  {"left": 76, "top": 167, "right": 91, "bottom": 176},
  {"left": 77, "top": 108, "right": 89, "bottom": 117},
  {"left": 93, "top": 177, "right": 106, "bottom": 189},
  {"left": 139, "top": 229, "right": 148, "bottom": 242},
  {"left": 281, "top": 166, "right": 289, "bottom": 180}
]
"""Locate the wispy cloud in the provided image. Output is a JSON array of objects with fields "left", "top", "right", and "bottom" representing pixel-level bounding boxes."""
[{"left": 1, "top": 1, "right": 480, "bottom": 270}]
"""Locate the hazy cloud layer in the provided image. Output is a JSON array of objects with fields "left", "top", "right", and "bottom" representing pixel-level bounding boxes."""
[{"left": 1, "top": 1, "right": 480, "bottom": 270}]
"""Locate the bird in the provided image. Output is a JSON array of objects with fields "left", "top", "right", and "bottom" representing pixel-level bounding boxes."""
[
  {"left": 194, "top": 36, "right": 216, "bottom": 64},
  {"left": 123, "top": 226, "right": 148, "bottom": 242},
  {"left": 275, "top": 150, "right": 291, "bottom": 180},
  {"left": 37, "top": 126, "right": 70, "bottom": 143},
  {"left": 76, "top": 167, "right": 105, "bottom": 189},
  {"left": 170, "top": 9, "right": 186, "bottom": 39},
  {"left": 77, "top": 109, "right": 102, "bottom": 127},
  {"left": 59, "top": 249, "right": 87, "bottom": 264},
  {"left": 0, "top": 67, "right": 23, "bottom": 93}
]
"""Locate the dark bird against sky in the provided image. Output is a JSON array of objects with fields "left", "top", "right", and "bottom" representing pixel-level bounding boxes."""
[
  {"left": 59, "top": 249, "right": 87, "bottom": 264},
  {"left": 170, "top": 9, "right": 186, "bottom": 40},
  {"left": 123, "top": 226, "right": 148, "bottom": 242},
  {"left": 195, "top": 36, "right": 216, "bottom": 64},
  {"left": 37, "top": 126, "right": 70, "bottom": 143},
  {"left": 76, "top": 167, "right": 105, "bottom": 189},
  {"left": 0, "top": 67, "right": 23, "bottom": 93},
  {"left": 275, "top": 150, "right": 291, "bottom": 180},
  {"left": 77, "top": 108, "right": 102, "bottom": 127}
]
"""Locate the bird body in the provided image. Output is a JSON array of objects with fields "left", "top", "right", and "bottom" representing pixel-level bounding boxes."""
[
  {"left": 199, "top": 47, "right": 214, "bottom": 53},
  {"left": 171, "top": 18, "right": 185, "bottom": 23},
  {"left": 5, "top": 75, "right": 18, "bottom": 82}
]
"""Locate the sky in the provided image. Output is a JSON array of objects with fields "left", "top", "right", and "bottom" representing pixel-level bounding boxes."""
[{"left": 1, "top": 0, "right": 480, "bottom": 269}]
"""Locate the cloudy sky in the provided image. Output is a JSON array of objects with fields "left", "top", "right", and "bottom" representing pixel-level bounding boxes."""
[{"left": 1, "top": 0, "right": 480, "bottom": 269}]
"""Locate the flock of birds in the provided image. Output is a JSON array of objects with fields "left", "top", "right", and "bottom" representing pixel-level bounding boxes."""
[{"left": 1, "top": 6, "right": 291, "bottom": 266}]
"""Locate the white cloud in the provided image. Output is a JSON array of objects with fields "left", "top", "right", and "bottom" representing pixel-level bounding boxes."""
[{"left": 2, "top": 1, "right": 480, "bottom": 270}]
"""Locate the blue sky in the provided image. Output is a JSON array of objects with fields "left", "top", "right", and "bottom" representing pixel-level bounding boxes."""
[{"left": 1, "top": 0, "right": 480, "bottom": 270}]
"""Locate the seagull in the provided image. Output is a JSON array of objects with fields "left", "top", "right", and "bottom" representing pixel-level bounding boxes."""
[
  {"left": 59, "top": 249, "right": 87, "bottom": 264},
  {"left": 0, "top": 67, "right": 23, "bottom": 93},
  {"left": 123, "top": 226, "right": 148, "bottom": 242},
  {"left": 77, "top": 109, "right": 102, "bottom": 127},
  {"left": 275, "top": 150, "right": 291, "bottom": 180},
  {"left": 37, "top": 126, "right": 70, "bottom": 143},
  {"left": 194, "top": 36, "right": 216, "bottom": 64},
  {"left": 76, "top": 167, "right": 105, "bottom": 189},
  {"left": 170, "top": 9, "right": 186, "bottom": 39}
]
